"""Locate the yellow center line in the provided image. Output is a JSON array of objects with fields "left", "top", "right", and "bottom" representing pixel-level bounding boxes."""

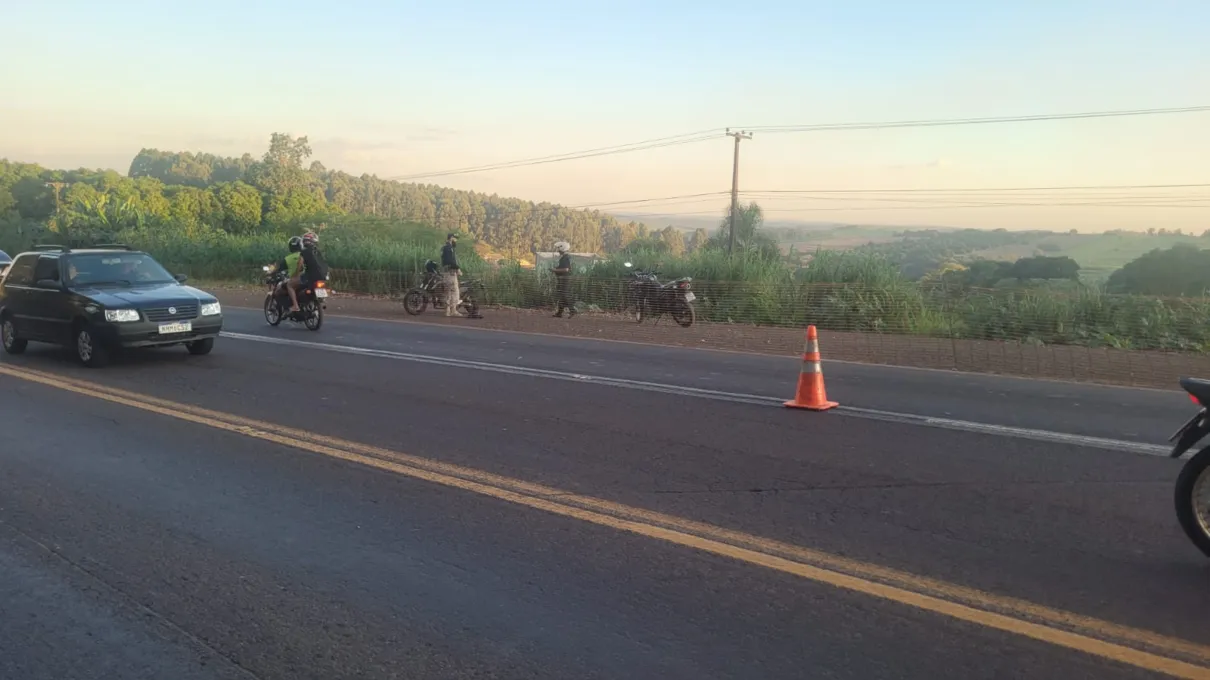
[{"left": 4, "top": 363, "right": 1209, "bottom": 679}]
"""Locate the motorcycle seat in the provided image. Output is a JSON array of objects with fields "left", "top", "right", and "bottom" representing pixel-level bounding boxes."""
[{"left": 1180, "top": 377, "right": 1210, "bottom": 405}]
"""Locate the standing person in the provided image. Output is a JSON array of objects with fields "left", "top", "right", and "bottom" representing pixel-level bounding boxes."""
[
  {"left": 552, "top": 240, "right": 576, "bottom": 318},
  {"left": 440, "top": 232, "right": 462, "bottom": 317}
]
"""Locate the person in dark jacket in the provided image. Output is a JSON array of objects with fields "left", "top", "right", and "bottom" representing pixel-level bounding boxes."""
[
  {"left": 552, "top": 240, "right": 575, "bottom": 318},
  {"left": 440, "top": 233, "right": 462, "bottom": 317}
]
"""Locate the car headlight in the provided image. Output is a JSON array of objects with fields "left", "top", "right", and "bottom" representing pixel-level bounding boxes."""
[
  {"left": 104, "top": 309, "right": 140, "bottom": 323},
  {"left": 200, "top": 302, "right": 222, "bottom": 316}
]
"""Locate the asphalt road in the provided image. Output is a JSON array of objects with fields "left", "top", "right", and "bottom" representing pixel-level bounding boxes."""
[
  {"left": 2, "top": 309, "right": 1209, "bottom": 679},
  {"left": 217, "top": 307, "right": 1189, "bottom": 443}
]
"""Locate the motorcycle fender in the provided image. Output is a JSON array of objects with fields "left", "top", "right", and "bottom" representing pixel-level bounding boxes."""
[{"left": 1170, "top": 410, "right": 1210, "bottom": 458}]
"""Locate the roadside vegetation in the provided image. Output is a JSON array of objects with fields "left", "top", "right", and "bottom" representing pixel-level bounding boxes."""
[{"left": 3, "top": 135, "right": 1210, "bottom": 352}]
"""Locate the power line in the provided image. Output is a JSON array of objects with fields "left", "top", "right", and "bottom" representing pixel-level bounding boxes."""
[
  {"left": 743, "top": 182, "right": 1210, "bottom": 194},
  {"left": 567, "top": 191, "right": 729, "bottom": 210},
  {"left": 384, "top": 105, "right": 1209, "bottom": 183},
  {"left": 742, "top": 105, "right": 1210, "bottom": 134},
  {"left": 620, "top": 201, "right": 1210, "bottom": 218},
  {"left": 386, "top": 129, "right": 724, "bottom": 181}
]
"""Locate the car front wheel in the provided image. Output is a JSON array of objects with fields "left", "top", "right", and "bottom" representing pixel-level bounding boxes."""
[
  {"left": 186, "top": 338, "right": 215, "bottom": 356},
  {"left": 74, "top": 324, "right": 110, "bottom": 368},
  {"left": 1, "top": 317, "right": 27, "bottom": 355}
]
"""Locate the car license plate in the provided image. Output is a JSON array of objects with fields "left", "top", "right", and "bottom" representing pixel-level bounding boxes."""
[
  {"left": 159, "top": 321, "right": 192, "bottom": 335},
  {"left": 315, "top": 288, "right": 329, "bottom": 298},
  {"left": 684, "top": 292, "right": 696, "bottom": 302}
]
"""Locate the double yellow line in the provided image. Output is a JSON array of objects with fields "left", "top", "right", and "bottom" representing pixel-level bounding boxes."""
[{"left": 3, "top": 362, "right": 1209, "bottom": 679}]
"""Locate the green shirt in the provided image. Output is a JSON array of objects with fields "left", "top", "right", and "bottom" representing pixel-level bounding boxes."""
[{"left": 284, "top": 252, "right": 302, "bottom": 276}]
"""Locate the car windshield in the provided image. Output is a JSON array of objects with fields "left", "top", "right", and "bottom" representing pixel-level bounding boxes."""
[{"left": 67, "top": 252, "right": 176, "bottom": 286}]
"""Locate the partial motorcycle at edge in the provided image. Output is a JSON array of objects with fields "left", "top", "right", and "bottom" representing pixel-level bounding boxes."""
[{"left": 1168, "top": 376, "right": 1210, "bottom": 556}]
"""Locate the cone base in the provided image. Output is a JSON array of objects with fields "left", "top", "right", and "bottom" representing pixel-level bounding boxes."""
[{"left": 784, "top": 399, "right": 839, "bottom": 411}]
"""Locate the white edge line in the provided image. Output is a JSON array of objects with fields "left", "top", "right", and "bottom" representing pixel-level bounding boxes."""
[
  {"left": 219, "top": 331, "right": 1174, "bottom": 458},
  {"left": 222, "top": 305, "right": 1183, "bottom": 395}
]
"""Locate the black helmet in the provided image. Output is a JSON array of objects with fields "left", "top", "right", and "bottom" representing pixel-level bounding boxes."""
[{"left": 288, "top": 236, "right": 302, "bottom": 252}]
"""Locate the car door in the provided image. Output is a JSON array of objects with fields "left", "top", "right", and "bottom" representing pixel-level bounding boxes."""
[
  {"left": 29, "top": 255, "right": 70, "bottom": 343},
  {"left": 0, "top": 254, "right": 40, "bottom": 339}
]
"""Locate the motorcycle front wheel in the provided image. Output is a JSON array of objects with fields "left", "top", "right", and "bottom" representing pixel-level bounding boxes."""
[
  {"left": 403, "top": 288, "right": 427, "bottom": 315},
  {"left": 1174, "top": 446, "right": 1210, "bottom": 557},
  {"left": 264, "top": 294, "right": 282, "bottom": 326}
]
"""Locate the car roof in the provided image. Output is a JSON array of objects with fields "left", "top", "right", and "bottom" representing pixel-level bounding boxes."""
[{"left": 0, "top": 249, "right": 10, "bottom": 263}]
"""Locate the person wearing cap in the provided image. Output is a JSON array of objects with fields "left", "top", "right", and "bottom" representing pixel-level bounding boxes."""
[
  {"left": 552, "top": 240, "right": 576, "bottom": 318},
  {"left": 440, "top": 232, "right": 462, "bottom": 317}
]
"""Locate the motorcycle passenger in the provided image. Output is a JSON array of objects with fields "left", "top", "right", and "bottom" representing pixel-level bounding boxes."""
[
  {"left": 299, "top": 231, "right": 329, "bottom": 289},
  {"left": 440, "top": 232, "right": 462, "bottom": 318},
  {"left": 552, "top": 240, "right": 575, "bottom": 318}
]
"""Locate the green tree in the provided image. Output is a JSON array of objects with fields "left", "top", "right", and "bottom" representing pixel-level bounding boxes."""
[
  {"left": 168, "top": 186, "right": 223, "bottom": 227},
  {"left": 1107, "top": 244, "right": 1210, "bottom": 296},
  {"left": 1009, "top": 255, "right": 1081, "bottom": 281},
  {"left": 213, "top": 181, "right": 263, "bottom": 233}
]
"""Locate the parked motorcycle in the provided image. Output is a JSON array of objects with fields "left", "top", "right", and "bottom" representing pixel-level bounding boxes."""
[
  {"left": 1168, "top": 376, "right": 1210, "bottom": 556},
  {"left": 402, "top": 263, "right": 483, "bottom": 318},
  {"left": 622, "top": 262, "right": 696, "bottom": 327},
  {"left": 261, "top": 264, "right": 330, "bottom": 331}
]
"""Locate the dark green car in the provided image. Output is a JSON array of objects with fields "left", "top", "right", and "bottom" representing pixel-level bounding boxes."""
[{"left": 0, "top": 245, "right": 224, "bottom": 367}]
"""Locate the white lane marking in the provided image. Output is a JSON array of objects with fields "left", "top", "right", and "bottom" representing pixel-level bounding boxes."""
[{"left": 219, "top": 331, "right": 1174, "bottom": 458}]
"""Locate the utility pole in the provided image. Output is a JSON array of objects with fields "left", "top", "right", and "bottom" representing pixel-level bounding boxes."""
[
  {"left": 726, "top": 129, "right": 752, "bottom": 256},
  {"left": 45, "top": 182, "right": 67, "bottom": 233}
]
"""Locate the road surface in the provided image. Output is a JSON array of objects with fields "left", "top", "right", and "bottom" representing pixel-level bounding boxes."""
[{"left": 1, "top": 308, "right": 1207, "bottom": 680}]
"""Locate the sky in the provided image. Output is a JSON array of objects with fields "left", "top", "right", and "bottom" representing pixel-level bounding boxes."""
[{"left": 2, "top": 0, "right": 1208, "bottom": 232}]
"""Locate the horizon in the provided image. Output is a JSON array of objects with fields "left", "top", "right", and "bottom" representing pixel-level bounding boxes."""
[{"left": 3, "top": 1, "right": 1208, "bottom": 233}]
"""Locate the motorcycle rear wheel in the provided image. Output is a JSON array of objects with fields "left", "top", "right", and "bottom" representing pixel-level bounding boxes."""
[
  {"left": 304, "top": 301, "right": 323, "bottom": 331},
  {"left": 1174, "top": 445, "right": 1210, "bottom": 557},
  {"left": 671, "top": 301, "right": 696, "bottom": 328}
]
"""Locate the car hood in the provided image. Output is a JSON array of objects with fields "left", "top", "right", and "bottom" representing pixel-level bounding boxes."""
[{"left": 74, "top": 283, "right": 217, "bottom": 307}]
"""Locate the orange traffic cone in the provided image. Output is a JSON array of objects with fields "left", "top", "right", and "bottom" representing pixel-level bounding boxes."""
[{"left": 784, "top": 325, "right": 839, "bottom": 411}]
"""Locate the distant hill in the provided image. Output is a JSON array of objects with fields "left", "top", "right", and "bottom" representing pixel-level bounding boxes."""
[{"left": 845, "top": 227, "right": 1210, "bottom": 282}]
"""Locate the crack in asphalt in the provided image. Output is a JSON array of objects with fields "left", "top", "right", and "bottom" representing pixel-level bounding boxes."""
[{"left": 0, "top": 519, "right": 264, "bottom": 680}]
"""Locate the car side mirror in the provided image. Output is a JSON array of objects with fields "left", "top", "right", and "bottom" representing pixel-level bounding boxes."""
[
  {"left": 174, "top": 273, "right": 188, "bottom": 283},
  {"left": 36, "top": 279, "right": 61, "bottom": 289}
]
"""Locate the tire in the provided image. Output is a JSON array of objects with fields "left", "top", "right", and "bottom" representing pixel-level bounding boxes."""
[
  {"left": 186, "top": 338, "right": 215, "bottom": 356},
  {"left": 74, "top": 323, "right": 110, "bottom": 368},
  {"left": 1175, "top": 446, "right": 1210, "bottom": 558},
  {"left": 304, "top": 301, "right": 323, "bottom": 331},
  {"left": 1, "top": 316, "right": 27, "bottom": 355},
  {"left": 672, "top": 301, "right": 696, "bottom": 328},
  {"left": 264, "top": 294, "right": 282, "bottom": 326},
  {"left": 403, "top": 289, "right": 427, "bottom": 315}
]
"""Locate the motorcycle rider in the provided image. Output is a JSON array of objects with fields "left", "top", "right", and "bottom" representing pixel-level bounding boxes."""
[
  {"left": 275, "top": 236, "right": 304, "bottom": 313},
  {"left": 440, "top": 232, "right": 462, "bottom": 317},
  {"left": 552, "top": 240, "right": 575, "bottom": 318}
]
